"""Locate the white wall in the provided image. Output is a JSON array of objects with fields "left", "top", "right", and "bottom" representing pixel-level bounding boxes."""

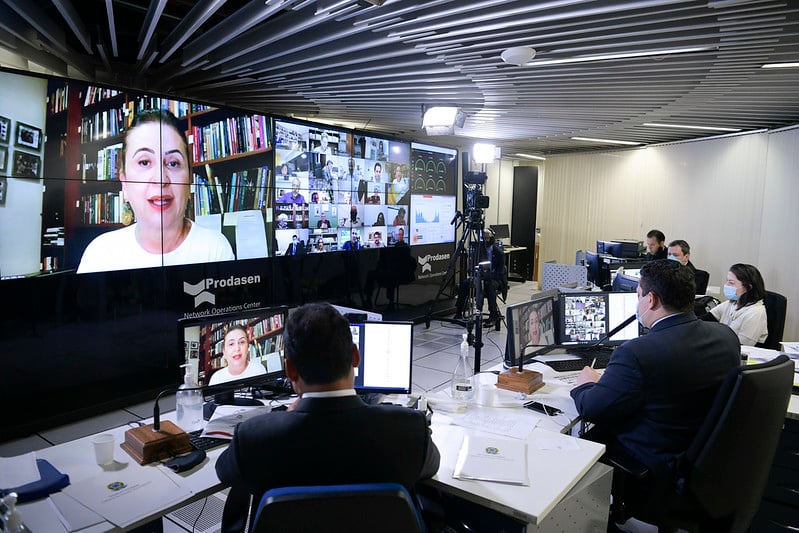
[
  {"left": 0, "top": 72, "right": 47, "bottom": 277},
  {"left": 523, "top": 129, "right": 798, "bottom": 341}
]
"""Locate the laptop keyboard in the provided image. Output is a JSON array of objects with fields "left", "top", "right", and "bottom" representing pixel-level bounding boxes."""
[
  {"left": 544, "top": 353, "right": 611, "bottom": 373},
  {"left": 188, "top": 429, "right": 229, "bottom": 451}
]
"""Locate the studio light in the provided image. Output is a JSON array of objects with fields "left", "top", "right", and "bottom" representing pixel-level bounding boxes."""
[
  {"left": 473, "top": 143, "right": 498, "bottom": 164},
  {"left": 422, "top": 105, "right": 465, "bottom": 136}
]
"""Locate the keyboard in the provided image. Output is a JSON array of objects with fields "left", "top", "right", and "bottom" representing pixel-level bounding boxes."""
[
  {"left": 544, "top": 353, "right": 611, "bottom": 373},
  {"left": 188, "top": 429, "right": 229, "bottom": 451}
]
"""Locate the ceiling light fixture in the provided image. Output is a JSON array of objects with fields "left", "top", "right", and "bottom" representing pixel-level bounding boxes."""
[
  {"left": 473, "top": 143, "right": 498, "bottom": 163},
  {"left": 761, "top": 62, "right": 799, "bottom": 69},
  {"left": 514, "top": 153, "right": 546, "bottom": 161},
  {"left": 571, "top": 136, "right": 641, "bottom": 146},
  {"left": 526, "top": 46, "right": 713, "bottom": 67},
  {"left": 500, "top": 46, "right": 536, "bottom": 66},
  {"left": 422, "top": 105, "right": 465, "bottom": 136},
  {"left": 644, "top": 122, "right": 741, "bottom": 132}
]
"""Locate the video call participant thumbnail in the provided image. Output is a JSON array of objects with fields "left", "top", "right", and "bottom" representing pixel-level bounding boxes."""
[
  {"left": 208, "top": 325, "right": 267, "bottom": 386},
  {"left": 77, "top": 109, "right": 234, "bottom": 273}
]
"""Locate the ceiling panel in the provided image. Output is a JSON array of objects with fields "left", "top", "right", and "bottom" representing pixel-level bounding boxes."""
[{"left": 1, "top": 0, "right": 797, "bottom": 155}]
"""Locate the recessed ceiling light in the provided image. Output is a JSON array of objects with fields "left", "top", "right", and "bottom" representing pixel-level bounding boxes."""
[
  {"left": 644, "top": 122, "right": 741, "bottom": 132},
  {"left": 571, "top": 137, "right": 641, "bottom": 146},
  {"left": 526, "top": 46, "right": 713, "bottom": 67},
  {"left": 761, "top": 62, "right": 799, "bottom": 69}
]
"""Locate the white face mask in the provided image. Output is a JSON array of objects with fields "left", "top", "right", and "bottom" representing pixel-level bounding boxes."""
[
  {"left": 723, "top": 284, "right": 740, "bottom": 301},
  {"left": 636, "top": 293, "right": 650, "bottom": 328}
]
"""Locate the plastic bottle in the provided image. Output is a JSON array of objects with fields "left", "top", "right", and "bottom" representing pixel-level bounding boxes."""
[
  {"left": 1, "top": 493, "right": 29, "bottom": 533},
  {"left": 176, "top": 364, "right": 204, "bottom": 432},
  {"left": 451, "top": 333, "right": 474, "bottom": 401}
]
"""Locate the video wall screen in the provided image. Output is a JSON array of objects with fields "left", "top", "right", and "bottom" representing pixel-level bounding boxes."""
[{"left": 0, "top": 70, "right": 459, "bottom": 281}]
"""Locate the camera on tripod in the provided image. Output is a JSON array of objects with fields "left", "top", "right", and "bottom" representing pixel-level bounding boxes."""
[{"left": 464, "top": 171, "right": 489, "bottom": 223}]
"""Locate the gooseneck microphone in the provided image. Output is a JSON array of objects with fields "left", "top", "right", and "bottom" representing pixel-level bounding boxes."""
[{"left": 589, "top": 313, "right": 637, "bottom": 347}]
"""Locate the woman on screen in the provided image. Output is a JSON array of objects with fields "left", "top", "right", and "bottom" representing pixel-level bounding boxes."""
[
  {"left": 525, "top": 304, "right": 554, "bottom": 348},
  {"left": 209, "top": 326, "right": 267, "bottom": 386},
  {"left": 77, "top": 109, "right": 234, "bottom": 273}
]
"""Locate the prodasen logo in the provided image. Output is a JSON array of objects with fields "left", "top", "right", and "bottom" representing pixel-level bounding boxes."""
[
  {"left": 183, "top": 274, "right": 261, "bottom": 307},
  {"left": 417, "top": 253, "right": 450, "bottom": 274}
]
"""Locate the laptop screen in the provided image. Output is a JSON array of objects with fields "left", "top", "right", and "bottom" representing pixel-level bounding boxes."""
[{"left": 350, "top": 321, "right": 414, "bottom": 394}]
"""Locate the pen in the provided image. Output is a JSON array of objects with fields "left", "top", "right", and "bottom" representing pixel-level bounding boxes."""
[{"left": 590, "top": 357, "right": 597, "bottom": 369}]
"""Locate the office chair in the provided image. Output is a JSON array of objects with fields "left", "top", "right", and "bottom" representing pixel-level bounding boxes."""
[
  {"left": 755, "top": 290, "right": 787, "bottom": 350},
  {"left": 694, "top": 269, "right": 710, "bottom": 295},
  {"left": 251, "top": 482, "right": 426, "bottom": 533},
  {"left": 607, "top": 355, "right": 794, "bottom": 532}
]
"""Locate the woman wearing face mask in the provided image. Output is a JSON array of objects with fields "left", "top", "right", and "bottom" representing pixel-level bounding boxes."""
[{"left": 703, "top": 263, "right": 767, "bottom": 346}]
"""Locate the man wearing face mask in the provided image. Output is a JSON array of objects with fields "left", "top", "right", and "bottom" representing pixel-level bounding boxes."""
[
  {"left": 666, "top": 239, "right": 695, "bottom": 272},
  {"left": 570, "top": 260, "right": 739, "bottom": 491}
]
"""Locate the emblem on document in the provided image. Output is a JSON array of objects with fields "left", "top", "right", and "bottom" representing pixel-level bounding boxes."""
[
  {"left": 107, "top": 481, "right": 127, "bottom": 491},
  {"left": 485, "top": 447, "right": 499, "bottom": 455}
]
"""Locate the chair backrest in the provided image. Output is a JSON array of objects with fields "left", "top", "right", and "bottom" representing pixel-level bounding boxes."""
[
  {"left": 252, "top": 482, "right": 425, "bottom": 533},
  {"left": 681, "top": 355, "right": 793, "bottom": 529},
  {"left": 694, "top": 269, "right": 710, "bottom": 295},
  {"left": 755, "top": 290, "right": 787, "bottom": 350}
]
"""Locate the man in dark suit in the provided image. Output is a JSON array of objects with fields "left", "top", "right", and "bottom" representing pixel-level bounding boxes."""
[
  {"left": 284, "top": 234, "right": 305, "bottom": 255},
  {"left": 454, "top": 228, "right": 507, "bottom": 326},
  {"left": 644, "top": 229, "right": 667, "bottom": 261},
  {"left": 216, "top": 303, "right": 440, "bottom": 533},
  {"left": 571, "top": 259, "right": 739, "bottom": 485}
]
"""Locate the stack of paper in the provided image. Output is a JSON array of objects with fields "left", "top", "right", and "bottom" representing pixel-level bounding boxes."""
[{"left": 453, "top": 434, "right": 529, "bottom": 486}]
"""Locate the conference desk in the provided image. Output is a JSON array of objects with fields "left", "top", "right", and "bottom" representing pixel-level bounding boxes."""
[{"left": 11, "top": 385, "right": 609, "bottom": 533}]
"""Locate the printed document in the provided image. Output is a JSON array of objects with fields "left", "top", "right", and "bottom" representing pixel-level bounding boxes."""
[{"left": 453, "top": 434, "right": 529, "bottom": 485}]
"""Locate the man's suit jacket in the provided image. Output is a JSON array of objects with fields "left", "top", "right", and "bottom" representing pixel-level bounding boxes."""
[
  {"left": 216, "top": 395, "right": 440, "bottom": 532},
  {"left": 284, "top": 240, "right": 305, "bottom": 256},
  {"left": 571, "top": 312, "right": 740, "bottom": 477}
]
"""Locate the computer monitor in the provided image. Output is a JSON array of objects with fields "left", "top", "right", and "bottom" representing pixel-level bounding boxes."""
[
  {"left": 178, "top": 306, "right": 289, "bottom": 391},
  {"left": 489, "top": 224, "right": 510, "bottom": 241},
  {"left": 557, "top": 291, "right": 639, "bottom": 346},
  {"left": 612, "top": 272, "right": 640, "bottom": 292},
  {"left": 584, "top": 250, "right": 601, "bottom": 285},
  {"left": 504, "top": 288, "right": 559, "bottom": 367},
  {"left": 350, "top": 321, "right": 414, "bottom": 395}
]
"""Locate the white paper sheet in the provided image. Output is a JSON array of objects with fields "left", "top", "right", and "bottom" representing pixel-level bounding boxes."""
[
  {"left": 49, "top": 493, "right": 105, "bottom": 532},
  {"left": 0, "top": 452, "right": 40, "bottom": 488},
  {"left": 62, "top": 464, "right": 191, "bottom": 528},
  {"left": 450, "top": 410, "right": 538, "bottom": 440},
  {"left": 453, "top": 434, "right": 529, "bottom": 485},
  {"left": 202, "top": 404, "right": 271, "bottom": 439}
]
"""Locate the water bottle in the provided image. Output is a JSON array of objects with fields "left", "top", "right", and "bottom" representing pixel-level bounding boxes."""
[
  {"left": 176, "top": 364, "right": 203, "bottom": 432},
  {"left": 451, "top": 333, "right": 474, "bottom": 401}
]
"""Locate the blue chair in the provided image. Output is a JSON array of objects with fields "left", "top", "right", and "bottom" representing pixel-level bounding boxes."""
[{"left": 251, "top": 482, "right": 426, "bottom": 533}]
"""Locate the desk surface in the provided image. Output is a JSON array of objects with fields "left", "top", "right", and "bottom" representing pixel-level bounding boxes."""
[{"left": 14, "top": 395, "right": 601, "bottom": 532}]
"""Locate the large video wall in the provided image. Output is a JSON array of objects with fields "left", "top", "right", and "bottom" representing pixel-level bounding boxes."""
[{"left": 0, "top": 68, "right": 459, "bottom": 440}]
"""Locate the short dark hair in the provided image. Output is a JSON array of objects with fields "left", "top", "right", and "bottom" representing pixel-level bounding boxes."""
[
  {"left": 639, "top": 259, "right": 696, "bottom": 313},
  {"left": 646, "top": 229, "right": 665, "bottom": 243},
  {"left": 283, "top": 303, "right": 353, "bottom": 385},
  {"left": 729, "top": 263, "right": 766, "bottom": 309},
  {"left": 668, "top": 239, "right": 690, "bottom": 255}
]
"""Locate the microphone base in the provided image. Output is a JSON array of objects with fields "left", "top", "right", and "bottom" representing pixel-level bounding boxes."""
[
  {"left": 121, "top": 420, "right": 192, "bottom": 465},
  {"left": 496, "top": 369, "right": 544, "bottom": 395}
]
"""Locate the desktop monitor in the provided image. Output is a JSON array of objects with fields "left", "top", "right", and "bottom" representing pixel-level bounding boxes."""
[
  {"left": 504, "top": 288, "right": 559, "bottom": 367},
  {"left": 349, "top": 321, "right": 414, "bottom": 394},
  {"left": 178, "top": 306, "right": 289, "bottom": 391},
  {"left": 489, "top": 224, "right": 510, "bottom": 241},
  {"left": 557, "top": 291, "right": 639, "bottom": 346},
  {"left": 584, "top": 251, "right": 601, "bottom": 285},
  {"left": 612, "top": 272, "right": 640, "bottom": 292}
]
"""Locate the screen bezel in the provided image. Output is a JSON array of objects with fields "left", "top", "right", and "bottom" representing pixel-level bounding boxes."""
[
  {"left": 504, "top": 288, "right": 559, "bottom": 367},
  {"left": 350, "top": 320, "right": 414, "bottom": 395},
  {"left": 177, "top": 305, "right": 289, "bottom": 394}
]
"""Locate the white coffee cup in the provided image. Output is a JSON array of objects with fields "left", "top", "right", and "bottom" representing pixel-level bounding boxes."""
[{"left": 92, "top": 433, "right": 115, "bottom": 465}]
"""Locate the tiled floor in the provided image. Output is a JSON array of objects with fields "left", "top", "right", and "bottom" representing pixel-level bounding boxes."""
[{"left": 0, "top": 281, "right": 536, "bottom": 457}]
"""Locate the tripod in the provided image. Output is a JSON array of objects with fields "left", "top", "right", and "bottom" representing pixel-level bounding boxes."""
[{"left": 424, "top": 210, "right": 493, "bottom": 373}]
